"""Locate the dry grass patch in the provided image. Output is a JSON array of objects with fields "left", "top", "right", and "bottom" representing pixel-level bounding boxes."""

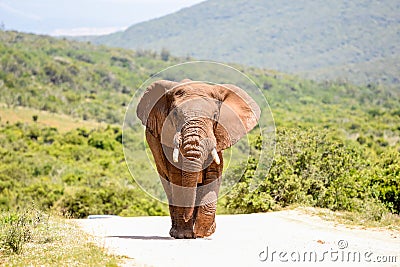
[{"left": 0, "top": 105, "right": 107, "bottom": 133}]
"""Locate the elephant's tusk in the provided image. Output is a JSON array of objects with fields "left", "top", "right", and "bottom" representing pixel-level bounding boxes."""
[
  {"left": 173, "top": 147, "right": 179, "bottom": 163},
  {"left": 211, "top": 148, "right": 220, "bottom": 165}
]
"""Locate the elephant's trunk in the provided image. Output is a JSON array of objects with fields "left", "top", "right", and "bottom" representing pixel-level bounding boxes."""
[{"left": 179, "top": 121, "right": 215, "bottom": 222}]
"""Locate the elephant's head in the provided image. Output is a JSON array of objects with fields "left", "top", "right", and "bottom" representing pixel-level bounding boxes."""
[{"left": 137, "top": 79, "right": 260, "bottom": 220}]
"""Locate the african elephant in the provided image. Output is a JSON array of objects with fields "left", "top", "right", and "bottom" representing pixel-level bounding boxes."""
[{"left": 136, "top": 79, "right": 260, "bottom": 238}]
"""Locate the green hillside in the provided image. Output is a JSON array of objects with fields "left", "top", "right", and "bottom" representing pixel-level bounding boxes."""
[
  {"left": 0, "top": 31, "right": 180, "bottom": 124},
  {"left": 0, "top": 31, "right": 399, "bottom": 221},
  {"left": 88, "top": 0, "right": 400, "bottom": 85}
]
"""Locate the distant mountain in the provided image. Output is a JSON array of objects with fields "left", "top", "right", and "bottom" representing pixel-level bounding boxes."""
[{"left": 88, "top": 0, "right": 400, "bottom": 85}]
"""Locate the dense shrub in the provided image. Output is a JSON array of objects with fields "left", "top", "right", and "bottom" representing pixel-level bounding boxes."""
[
  {"left": 0, "top": 124, "right": 168, "bottom": 218},
  {"left": 225, "top": 128, "right": 400, "bottom": 216},
  {"left": 367, "top": 152, "right": 400, "bottom": 213}
]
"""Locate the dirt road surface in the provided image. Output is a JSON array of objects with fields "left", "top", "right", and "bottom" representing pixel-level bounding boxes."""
[{"left": 76, "top": 209, "right": 399, "bottom": 267}]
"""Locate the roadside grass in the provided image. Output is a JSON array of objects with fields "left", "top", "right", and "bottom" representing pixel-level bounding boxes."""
[
  {"left": 297, "top": 206, "right": 400, "bottom": 231},
  {"left": 0, "top": 207, "right": 125, "bottom": 266},
  {"left": 0, "top": 105, "right": 108, "bottom": 132},
  {"left": 220, "top": 200, "right": 400, "bottom": 231},
  {"left": 219, "top": 198, "right": 400, "bottom": 232}
]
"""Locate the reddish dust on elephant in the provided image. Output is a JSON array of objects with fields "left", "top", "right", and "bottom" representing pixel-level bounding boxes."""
[{"left": 137, "top": 79, "right": 260, "bottom": 239}]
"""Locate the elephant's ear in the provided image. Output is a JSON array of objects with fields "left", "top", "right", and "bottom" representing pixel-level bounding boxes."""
[
  {"left": 215, "top": 84, "right": 261, "bottom": 151},
  {"left": 136, "top": 80, "right": 178, "bottom": 137}
]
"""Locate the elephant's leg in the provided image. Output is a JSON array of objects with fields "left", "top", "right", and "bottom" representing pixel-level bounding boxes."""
[
  {"left": 165, "top": 158, "right": 196, "bottom": 239},
  {"left": 145, "top": 131, "right": 196, "bottom": 239},
  {"left": 162, "top": 179, "right": 195, "bottom": 238},
  {"left": 146, "top": 132, "right": 182, "bottom": 237},
  {"left": 169, "top": 206, "right": 196, "bottom": 239},
  {"left": 162, "top": 180, "right": 194, "bottom": 238},
  {"left": 194, "top": 152, "right": 223, "bottom": 237}
]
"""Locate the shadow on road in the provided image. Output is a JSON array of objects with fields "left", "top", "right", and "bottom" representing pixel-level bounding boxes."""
[{"left": 107, "top": 235, "right": 174, "bottom": 241}]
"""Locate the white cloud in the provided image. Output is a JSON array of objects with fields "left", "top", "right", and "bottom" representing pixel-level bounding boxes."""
[{"left": 51, "top": 26, "right": 128, "bottom": 36}]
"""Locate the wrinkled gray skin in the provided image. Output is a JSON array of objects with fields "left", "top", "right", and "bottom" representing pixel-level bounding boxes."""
[{"left": 137, "top": 79, "right": 260, "bottom": 238}]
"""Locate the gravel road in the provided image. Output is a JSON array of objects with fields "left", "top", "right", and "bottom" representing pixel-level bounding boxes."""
[{"left": 76, "top": 209, "right": 399, "bottom": 267}]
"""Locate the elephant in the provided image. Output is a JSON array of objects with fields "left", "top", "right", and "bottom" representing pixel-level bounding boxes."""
[{"left": 136, "top": 79, "right": 260, "bottom": 239}]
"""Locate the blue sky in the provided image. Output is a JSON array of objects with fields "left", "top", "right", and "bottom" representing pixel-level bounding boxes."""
[{"left": 0, "top": 0, "right": 205, "bottom": 36}]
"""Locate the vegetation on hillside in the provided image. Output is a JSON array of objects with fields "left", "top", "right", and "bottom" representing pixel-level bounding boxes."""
[
  {"left": 0, "top": 122, "right": 167, "bottom": 218},
  {"left": 0, "top": 31, "right": 180, "bottom": 124},
  {"left": 87, "top": 0, "right": 400, "bottom": 85},
  {"left": 0, "top": 31, "right": 399, "bottom": 223}
]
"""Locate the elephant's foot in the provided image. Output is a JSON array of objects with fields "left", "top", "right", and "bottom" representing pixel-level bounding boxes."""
[
  {"left": 169, "top": 227, "right": 196, "bottom": 239},
  {"left": 194, "top": 220, "right": 216, "bottom": 238},
  {"left": 168, "top": 206, "right": 196, "bottom": 239}
]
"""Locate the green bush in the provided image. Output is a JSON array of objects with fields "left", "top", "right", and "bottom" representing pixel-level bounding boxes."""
[
  {"left": 0, "top": 207, "right": 45, "bottom": 254},
  {"left": 225, "top": 128, "right": 398, "bottom": 218},
  {"left": 368, "top": 152, "right": 400, "bottom": 214},
  {"left": 0, "top": 124, "right": 168, "bottom": 218}
]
